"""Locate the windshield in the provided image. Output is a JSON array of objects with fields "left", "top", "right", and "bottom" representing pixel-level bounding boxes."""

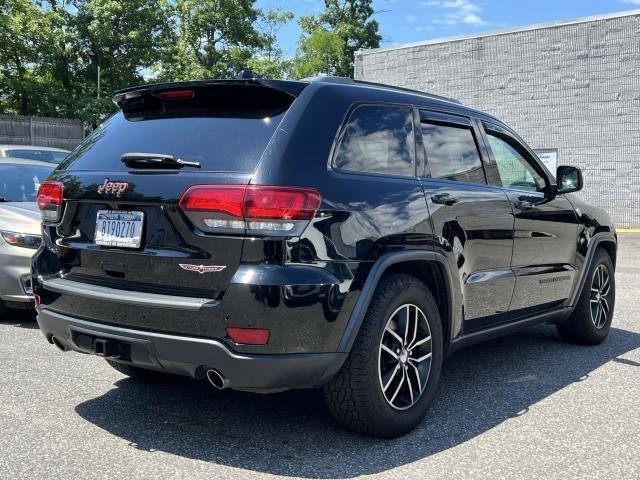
[
  {"left": 0, "top": 164, "right": 54, "bottom": 202},
  {"left": 6, "top": 149, "right": 68, "bottom": 164}
]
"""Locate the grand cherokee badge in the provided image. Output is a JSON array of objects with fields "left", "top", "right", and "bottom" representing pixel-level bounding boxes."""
[{"left": 179, "top": 264, "right": 226, "bottom": 274}]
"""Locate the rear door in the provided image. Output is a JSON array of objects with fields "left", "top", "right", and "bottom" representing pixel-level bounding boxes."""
[
  {"left": 479, "top": 121, "right": 579, "bottom": 312},
  {"left": 417, "top": 110, "right": 516, "bottom": 333}
]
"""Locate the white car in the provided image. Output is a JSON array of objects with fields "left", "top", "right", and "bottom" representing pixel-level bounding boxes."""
[
  {"left": 0, "top": 159, "right": 54, "bottom": 315},
  {"left": 0, "top": 145, "right": 69, "bottom": 165}
]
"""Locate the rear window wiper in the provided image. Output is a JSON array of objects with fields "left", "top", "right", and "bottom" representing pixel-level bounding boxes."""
[{"left": 121, "top": 152, "right": 201, "bottom": 169}]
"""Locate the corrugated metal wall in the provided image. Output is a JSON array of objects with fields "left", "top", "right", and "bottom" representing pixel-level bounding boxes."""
[
  {"left": 355, "top": 12, "right": 640, "bottom": 227},
  {"left": 0, "top": 114, "right": 84, "bottom": 151}
]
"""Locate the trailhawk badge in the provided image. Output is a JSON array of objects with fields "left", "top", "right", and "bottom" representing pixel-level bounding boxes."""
[{"left": 179, "top": 264, "right": 227, "bottom": 274}]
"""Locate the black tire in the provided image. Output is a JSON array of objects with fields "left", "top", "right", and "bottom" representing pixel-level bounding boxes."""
[
  {"left": 105, "top": 359, "right": 171, "bottom": 381},
  {"left": 557, "top": 248, "right": 615, "bottom": 345},
  {"left": 0, "top": 301, "right": 8, "bottom": 319},
  {"left": 323, "top": 274, "right": 443, "bottom": 438}
]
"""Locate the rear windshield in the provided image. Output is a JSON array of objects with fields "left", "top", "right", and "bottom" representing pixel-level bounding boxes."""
[
  {"left": 59, "top": 111, "right": 286, "bottom": 173},
  {"left": 6, "top": 149, "right": 68, "bottom": 164},
  {"left": 0, "top": 164, "right": 54, "bottom": 202}
]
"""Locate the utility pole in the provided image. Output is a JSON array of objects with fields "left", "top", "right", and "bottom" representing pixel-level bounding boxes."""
[{"left": 96, "top": 53, "right": 101, "bottom": 122}]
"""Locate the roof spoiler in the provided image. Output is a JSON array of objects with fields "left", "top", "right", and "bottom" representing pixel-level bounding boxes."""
[{"left": 112, "top": 79, "right": 308, "bottom": 109}]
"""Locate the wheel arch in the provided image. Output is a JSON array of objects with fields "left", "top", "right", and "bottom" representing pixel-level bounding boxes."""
[
  {"left": 569, "top": 231, "right": 617, "bottom": 307},
  {"left": 337, "top": 251, "right": 455, "bottom": 353}
]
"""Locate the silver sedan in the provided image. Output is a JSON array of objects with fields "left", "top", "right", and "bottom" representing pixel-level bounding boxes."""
[{"left": 0, "top": 159, "right": 54, "bottom": 314}]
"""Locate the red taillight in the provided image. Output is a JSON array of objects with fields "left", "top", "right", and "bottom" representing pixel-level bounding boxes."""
[
  {"left": 179, "top": 185, "right": 321, "bottom": 234},
  {"left": 37, "top": 181, "right": 64, "bottom": 222},
  {"left": 244, "top": 186, "right": 322, "bottom": 220},
  {"left": 226, "top": 327, "right": 270, "bottom": 345},
  {"left": 180, "top": 185, "right": 245, "bottom": 217},
  {"left": 157, "top": 89, "right": 194, "bottom": 100}
]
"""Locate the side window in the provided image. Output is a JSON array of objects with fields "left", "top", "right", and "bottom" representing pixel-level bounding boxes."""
[
  {"left": 333, "top": 105, "right": 414, "bottom": 176},
  {"left": 421, "top": 121, "right": 486, "bottom": 184},
  {"left": 486, "top": 132, "right": 545, "bottom": 192}
]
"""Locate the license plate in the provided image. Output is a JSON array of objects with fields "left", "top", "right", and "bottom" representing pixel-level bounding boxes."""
[{"left": 94, "top": 210, "right": 144, "bottom": 249}]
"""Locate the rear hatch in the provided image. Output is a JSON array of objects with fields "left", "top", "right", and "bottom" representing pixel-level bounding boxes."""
[{"left": 45, "top": 80, "right": 304, "bottom": 301}]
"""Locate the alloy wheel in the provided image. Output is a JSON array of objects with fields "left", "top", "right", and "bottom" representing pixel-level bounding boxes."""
[
  {"left": 378, "top": 304, "right": 433, "bottom": 411},
  {"left": 590, "top": 264, "right": 611, "bottom": 329}
]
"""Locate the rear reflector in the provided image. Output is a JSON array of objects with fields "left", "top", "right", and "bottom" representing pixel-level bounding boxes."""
[
  {"left": 226, "top": 327, "right": 270, "bottom": 345},
  {"left": 179, "top": 185, "right": 321, "bottom": 235},
  {"left": 36, "top": 181, "right": 64, "bottom": 222}
]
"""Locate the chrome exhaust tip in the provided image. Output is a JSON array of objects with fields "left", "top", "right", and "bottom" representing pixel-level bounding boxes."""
[
  {"left": 206, "top": 369, "right": 229, "bottom": 390},
  {"left": 51, "top": 336, "right": 68, "bottom": 352}
]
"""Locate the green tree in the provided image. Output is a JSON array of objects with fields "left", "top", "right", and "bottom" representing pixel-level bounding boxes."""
[
  {"left": 1, "top": 0, "right": 171, "bottom": 124},
  {"left": 246, "top": 8, "right": 294, "bottom": 79},
  {"left": 0, "top": 0, "right": 56, "bottom": 115},
  {"left": 294, "top": 0, "right": 381, "bottom": 78},
  {"left": 70, "top": 0, "right": 172, "bottom": 124},
  {"left": 160, "top": 0, "right": 263, "bottom": 80},
  {"left": 292, "top": 28, "right": 344, "bottom": 78}
]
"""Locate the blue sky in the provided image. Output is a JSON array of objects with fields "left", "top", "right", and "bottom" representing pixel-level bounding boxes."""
[{"left": 257, "top": 0, "right": 640, "bottom": 55}]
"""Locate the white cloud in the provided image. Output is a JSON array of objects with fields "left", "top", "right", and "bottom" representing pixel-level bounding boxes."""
[
  {"left": 405, "top": 14, "right": 419, "bottom": 22},
  {"left": 421, "top": 0, "right": 491, "bottom": 27},
  {"left": 622, "top": 0, "right": 640, "bottom": 5},
  {"left": 462, "top": 13, "right": 489, "bottom": 25}
]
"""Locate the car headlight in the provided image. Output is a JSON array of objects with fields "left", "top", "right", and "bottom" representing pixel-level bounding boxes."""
[{"left": 0, "top": 230, "right": 42, "bottom": 249}]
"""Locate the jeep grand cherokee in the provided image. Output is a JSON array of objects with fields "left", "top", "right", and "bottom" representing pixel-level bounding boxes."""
[{"left": 33, "top": 76, "right": 616, "bottom": 437}]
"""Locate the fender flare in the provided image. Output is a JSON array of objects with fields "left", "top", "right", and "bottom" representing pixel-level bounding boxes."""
[
  {"left": 568, "top": 231, "right": 617, "bottom": 307},
  {"left": 336, "top": 250, "right": 456, "bottom": 353}
]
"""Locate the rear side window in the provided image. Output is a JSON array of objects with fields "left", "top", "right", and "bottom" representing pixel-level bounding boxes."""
[
  {"left": 421, "top": 122, "right": 485, "bottom": 184},
  {"left": 333, "top": 105, "right": 414, "bottom": 177}
]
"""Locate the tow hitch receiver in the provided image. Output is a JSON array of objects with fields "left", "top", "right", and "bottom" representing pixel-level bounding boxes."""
[{"left": 71, "top": 331, "right": 130, "bottom": 359}]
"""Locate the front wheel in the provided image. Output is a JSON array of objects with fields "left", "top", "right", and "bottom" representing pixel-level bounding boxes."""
[
  {"left": 323, "top": 274, "right": 443, "bottom": 437},
  {"left": 557, "top": 248, "right": 615, "bottom": 345}
]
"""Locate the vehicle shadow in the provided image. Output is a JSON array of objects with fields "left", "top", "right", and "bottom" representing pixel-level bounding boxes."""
[
  {"left": 0, "top": 309, "right": 39, "bottom": 329},
  {"left": 74, "top": 325, "right": 640, "bottom": 478}
]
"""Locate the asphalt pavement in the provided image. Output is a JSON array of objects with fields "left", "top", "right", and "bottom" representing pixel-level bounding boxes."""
[{"left": 1, "top": 235, "right": 639, "bottom": 480}]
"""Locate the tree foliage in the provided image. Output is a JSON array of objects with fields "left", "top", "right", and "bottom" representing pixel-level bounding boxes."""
[
  {"left": 246, "top": 9, "right": 294, "bottom": 79},
  {"left": 294, "top": 0, "right": 381, "bottom": 78},
  {"left": 160, "top": 0, "right": 263, "bottom": 81},
  {"left": 0, "top": 0, "right": 381, "bottom": 123}
]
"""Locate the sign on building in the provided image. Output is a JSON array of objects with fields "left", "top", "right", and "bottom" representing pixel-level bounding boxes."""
[{"left": 533, "top": 149, "right": 558, "bottom": 177}]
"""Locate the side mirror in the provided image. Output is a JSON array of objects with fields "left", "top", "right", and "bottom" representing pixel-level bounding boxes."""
[{"left": 556, "top": 165, "right": 583, "bottom": 194}]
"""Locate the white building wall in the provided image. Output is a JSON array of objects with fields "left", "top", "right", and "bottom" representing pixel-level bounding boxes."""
[{"left": 355, "top": 11, "right": 640, "bottom": 227}]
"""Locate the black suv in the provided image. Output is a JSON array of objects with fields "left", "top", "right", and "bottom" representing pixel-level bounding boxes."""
[{"left": 33, "top": 77, "right": 616, "bottom": 437}]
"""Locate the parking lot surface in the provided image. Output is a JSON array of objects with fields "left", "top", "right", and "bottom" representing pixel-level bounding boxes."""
[{"left": 1, "top": 236, "right": 639, "bottom": 480}]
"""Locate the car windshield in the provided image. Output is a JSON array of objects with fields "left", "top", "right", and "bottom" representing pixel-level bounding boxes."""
[
  {"left": 0, "top": 164, "right": 54, "bottom": 202},
  {"left": 5, "top": 149, "right": 68, "bottom": 164}
]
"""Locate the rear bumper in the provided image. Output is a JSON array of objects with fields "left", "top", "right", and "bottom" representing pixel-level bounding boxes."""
[{"left": 37, "top": 308, "right": 347, "bottom": 393}]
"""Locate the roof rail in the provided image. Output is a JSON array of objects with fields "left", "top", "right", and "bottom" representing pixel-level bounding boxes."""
[
  {"left": 354, "top": 79, "right": 462, "bottom": 104},
  {"left": 299, "top": 75, "right": 462, "bottom": 105},
  {"left": 299, "top": 75, "right": 356, "bottom": 85}
]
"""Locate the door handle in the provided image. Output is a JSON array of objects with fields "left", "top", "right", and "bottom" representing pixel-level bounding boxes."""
[{"left": 431, "top": 193, "right": 459, "bottom": 206}]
